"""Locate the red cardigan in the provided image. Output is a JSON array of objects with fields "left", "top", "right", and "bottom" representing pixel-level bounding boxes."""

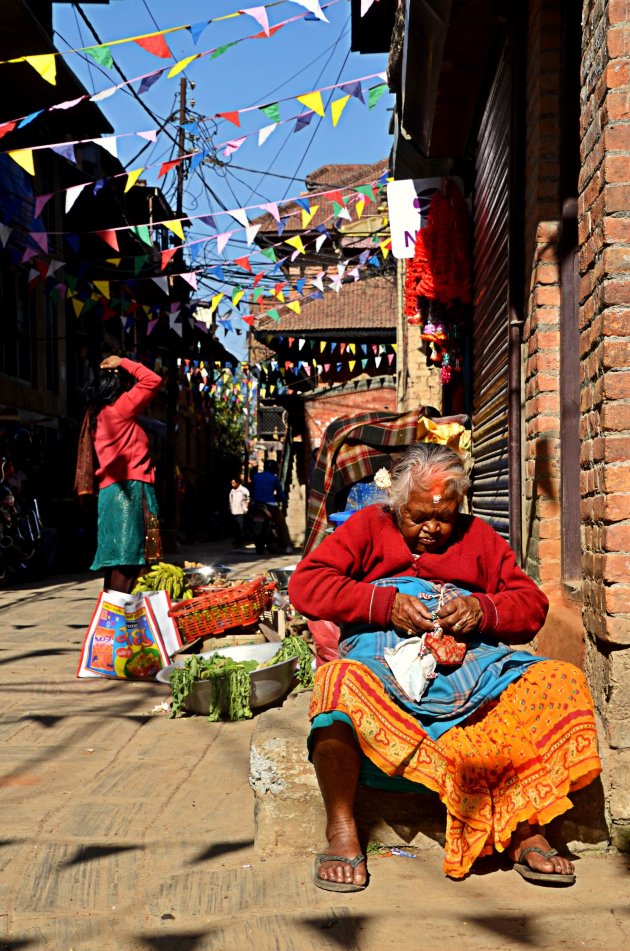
[
  {"left": 288, "top": 505, "right": 549, "bottom": 644},
  {"left": 94, "top": 358, "right": 162, "bottom": 489}
]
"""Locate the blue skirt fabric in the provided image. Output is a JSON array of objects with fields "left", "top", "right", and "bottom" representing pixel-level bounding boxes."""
[{"left": 91, "top": 480, "right": 158, "bottom": 571}]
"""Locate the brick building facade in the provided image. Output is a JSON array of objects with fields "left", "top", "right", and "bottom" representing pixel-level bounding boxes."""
[{"left": 378, "top": 0, "right": 630, "bottom": 846}]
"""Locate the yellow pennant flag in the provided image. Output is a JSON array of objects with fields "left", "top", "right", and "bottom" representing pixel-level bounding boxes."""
[
  {"left": 25, "top": 53, "right": 57, "bottom": 85},
  {"left": 286, "top": 301, "right": 301, "bottom": 314},
  {"left": 301, "top": 204, "right": 319, "bottom": 228},
  {"left": 8, "top": 149, "right": 35, "bottom": 176},
  {"left": 355, "top": 198, "right": 365, "bottom": 219},
  {"left": 163, "top": 219, "right": 185, "bottom": 241},
  {"left": 232, "top": 289, "right": 245, "bottom": 307},
  {"left": 319, "top": 340, "right": 326, "bottom": 353},
  {"left": 285, "top": 235, "right": 305, "bottom": 254},
  {"left": 168, "top": 54, "right": 200, "bottom": 78},
  {"left": 106, "top": 257, "right": 122, "bottom": 267},
  {"left": 276, "top": 290, "right": 285, "bottom": 303},
  {"left": 379, "top": 240, "right": 391, "bottom": 260},
  {"left": 93, "top": 281, "right": 110, "bottom": 299},
  {"left": 392, "top": 343, "right": 398, "bottom": 352},
  {"left": 296, "top": 91, "right": 325, "bottom": 117},
  {"left": 330, "top": 95, "right": 350, "bottom": 128},
  {"left": 72, "top": 299, "right": 84, "bottom": 317},
  {"left": 348, "top": 360, "right": 356, "bottom": 372},
  {"left": 124, "top": 168, "right": 144, "bottom": 192},
  {"left": 348, "top": 343, "right": 356, "bottom": 355},
  {"left": 211, "top": 293, "right": 223, "bottom": 312}
]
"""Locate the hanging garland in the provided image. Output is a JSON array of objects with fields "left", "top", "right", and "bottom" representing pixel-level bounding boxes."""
[{"left": 403, "top": 179, "right": 472, "bottom": 383}]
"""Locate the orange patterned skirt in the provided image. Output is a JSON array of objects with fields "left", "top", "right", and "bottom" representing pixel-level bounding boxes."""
[{"left": 309, "top": 659, "right": 602, "bottom": 878}]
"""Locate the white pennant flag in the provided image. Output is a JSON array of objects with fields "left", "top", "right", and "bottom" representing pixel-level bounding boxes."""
[
  {"left": 170, "top": 314, "right": 183, "bottom": 336},
  {"left": 229, "top": 208, "right": 250, "bottom": 228},
  {"left": 95, "top": 136, "right": 118, "bottom": 158},
  {"left": 152, "top": 276, "right": 169, "bottom": 295},
  {"left": 46, "top": 259, "right": 64, "bottom": 278},
  {"left": 258, "top": 123, "right": 277, "bottom": 146},
  {"left": 298, "top": 338, "right": 306, "bottom": 350},
  {"left": 245, "top": 224, "right": 261, "bottom": 245},
  {"left": 289, "top": 1, "right": 329, "bottom": 23},
  {"left": 315, "top": 234, "right": 327, "bottom": 252},
  {"left": 311, "top": 271, "right": 325, "bottom": 292},
  {"left": 0, "top": 223, "right": 12, "bottom": 246},
  {"left": 65, "top": 183, "right": 88, "bottom": 213}
]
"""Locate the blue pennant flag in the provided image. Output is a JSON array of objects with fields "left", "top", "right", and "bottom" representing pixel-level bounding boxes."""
[
  {"left": 207, "top": 265, "right": 225, "bottom": 280},
  {"left": 315, "top": 223, "right": 329, "bottom": 235},
  {"left": 18, "top": 110, "right": 44, "bottom": 129},
  {"left": 309, "top": 290, "right": 324, "bottom": 301},
  {"left": 368, "top": 255, "right": 380, "bottom": 267},
  {"left": 51, "top": 143, "right": 76, "bottom": 164},
  {"left": 340, "top": 81, "right": 365, "bottom": 103},
  {"left": 295, "top": 197, "right": 310, "bottom": 213},
  {"left": 138, "top": 71, "right": 162, "bottom": 95},
  {"left": 188, "top": 244, "right": 201, "bottom": 264},
  {"left": 188, "top": 20, "right": 210, "bottom": 44},
  {"left": 294, "top": 111, "right": 314, "bottom": 133},
  {"left": 200, "top": 213, "right": 216, "bottom": 229},
  {"left": 358, "top": 249, "right": 370, "bottom": 264},
  {"left": 93, "top": 179, "right": 106, "bottom": 195},
  {"left": 270, "top": 257, "right": 287, "bottom": 275},
  {"left": 277, "top": 217, "right": 288, "bottom": 236},
  {"left": 296, "top": 278, "right": 306, "bottom": 295},
  {"left": 65, "top": 234, "right": 80, "bottom": 254},
  {"left": 189, "top": 150, "right": 206, "bottom": 173}
]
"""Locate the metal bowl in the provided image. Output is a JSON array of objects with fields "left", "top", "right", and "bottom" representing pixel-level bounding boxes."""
[
  {"left": 266, "top": 566, "right": 296, "bottom": 590},
  {"left": 182, "top": 564, "right": 232, "bottom": 589},
  {"left": 157, "top": 642, "right": 298, "bottom": 714}
]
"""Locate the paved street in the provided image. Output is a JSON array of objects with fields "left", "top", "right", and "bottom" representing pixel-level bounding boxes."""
[{"left": 0, "top": 544, "right": 628, "bottom": 950}]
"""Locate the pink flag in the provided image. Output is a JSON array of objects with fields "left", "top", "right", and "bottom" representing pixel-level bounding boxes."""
[
  {"left": 240, "top": 7, "right": 270, "bottom": 36},
  {"left": 222, "top": 137, "right": 246, "bottom": 157},
  {"left": 180, "top": 272, "right": 198, "bottom": 290},
  {"left": 34, "top": 193, "right": 53, "bottom": 217}
]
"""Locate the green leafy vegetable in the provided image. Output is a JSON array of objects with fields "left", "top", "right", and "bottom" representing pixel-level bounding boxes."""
[{"left": 259, "top": 635, "right": 314, "bottom": 689}]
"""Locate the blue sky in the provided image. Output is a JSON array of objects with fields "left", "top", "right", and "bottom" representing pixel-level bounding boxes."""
[{"left": 51, "top": 0, "right": 393, "bottom": 358}]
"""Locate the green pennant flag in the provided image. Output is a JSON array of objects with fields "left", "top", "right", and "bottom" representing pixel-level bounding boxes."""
[
  {"left": 267, "top": 309, "right": 280, "bottom": 322},
  {"left": 260, "top": 247, "right": 277, "bottom": 262},
  {"left": 361, "top": 359, "right": 368, "bottom": 369},
  {"left": 131, "top": 225, "right": 152, "bottom": 247},
  {"left": 66, "top": 275, "right": 78, "bottom": 291},
  {"left": 211, "top": 42, "right": 237, "bottom": 60},
  {"left": 259, "top": 102, "right": 280, "bottom": 123},
  {"left": 82, "top": 297, "right": 97, "bottom": 314},
  {"left": 133, "top": 254, "right": 148, "bottom": 275},
  {"left": 84, "top": 45, "right": 114, "bottom": 69},
  {"left": 332, "top": 201, "right": 344, "bottom": 217},
  {"left": 253, "top": 286, "right": 266, "bottom": 302},
  {"left": 368, "top": 83, "right": 388, "bottom": 110},
  {"left": 355, "top": 184, "right": 376, "bottom": 202}
]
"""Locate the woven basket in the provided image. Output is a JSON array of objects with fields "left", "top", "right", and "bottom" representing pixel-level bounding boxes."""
[{"left": 169, "top": 575, "right": 276, "bottom": 643}]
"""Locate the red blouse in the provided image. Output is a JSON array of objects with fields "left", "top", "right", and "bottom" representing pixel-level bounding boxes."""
[
  {"left": 94, "top": 358, "right": 162, "bottom": 489},
  {"left": 288, "top": 505, "right": 548, "bottom": 644}
]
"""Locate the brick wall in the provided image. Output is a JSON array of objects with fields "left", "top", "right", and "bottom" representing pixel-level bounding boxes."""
[
  {"left": 580, "top": 0, "right": 630, "bottom": 770},
  {"left": 522, "top": 0, "right": 564, "bottom": 588}
]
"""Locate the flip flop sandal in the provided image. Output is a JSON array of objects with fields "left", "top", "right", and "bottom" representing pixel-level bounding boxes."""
[
  {"left": 313, "top": 853, "right": 367, "bottom": 892},
  {"left": 513, "top": 846, "right": 576, "bottom": 886}
]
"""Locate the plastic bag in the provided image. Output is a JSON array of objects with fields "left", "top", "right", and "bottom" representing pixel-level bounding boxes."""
[
  {"left": 77, "top": 590, "right": 181, "bottom": 680},
  {"left": 308, "top": 618, "right": 341, "bottom": 667}
]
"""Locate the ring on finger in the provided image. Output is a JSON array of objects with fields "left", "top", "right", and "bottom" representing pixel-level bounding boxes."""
[
  {"left": 406, "top": 628, "right": 414, "bottom": 636},
  {"left": 453, "top": 621, "right": 462, "bottom": 631}
]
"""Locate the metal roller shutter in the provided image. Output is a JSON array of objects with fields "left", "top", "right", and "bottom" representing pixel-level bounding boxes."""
[{"left": 471, "top": 50, "right": 511, "bottom": 538}]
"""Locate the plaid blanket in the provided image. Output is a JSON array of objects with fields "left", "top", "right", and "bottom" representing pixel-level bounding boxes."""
[{"left": 304, "top": 409, "right": 469, "bottom": 554}]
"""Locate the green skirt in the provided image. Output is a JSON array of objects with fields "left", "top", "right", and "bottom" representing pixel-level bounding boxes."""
[{"left": 91, "top": 480, "right": 158, "bottom": 571}]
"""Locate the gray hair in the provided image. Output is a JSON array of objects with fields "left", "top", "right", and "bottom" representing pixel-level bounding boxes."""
[{"left": 386, "top": 443, "right": 470, "bottom": 514}]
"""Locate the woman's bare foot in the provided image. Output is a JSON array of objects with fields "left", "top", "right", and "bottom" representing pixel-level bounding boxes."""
[
  {"left": 508, "top": 824, "right": 574, "bottom": 877},
  {"left": 317, "top": 816, "right": 367, "bottom": 887}
]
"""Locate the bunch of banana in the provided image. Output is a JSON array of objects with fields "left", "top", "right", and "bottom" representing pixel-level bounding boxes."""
[{"left": 132, "top": 563, "right": 193, "bottom": 601}]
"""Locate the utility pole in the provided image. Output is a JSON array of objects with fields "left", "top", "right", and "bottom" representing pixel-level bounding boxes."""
[{"left": 164, "top": 77, "right": 188, "bottom": 549}]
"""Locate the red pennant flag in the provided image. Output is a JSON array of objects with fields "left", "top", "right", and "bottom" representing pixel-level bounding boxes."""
[
  {"left": 252, "top": 24, "right": 284, "bottom": 39},
  {"left": 241, "top": 315, "right": 256, "bottom": 326},
  {"left": 158, "top": 158, "right": 181, "bottom": 178},
  {"left": 253, "top": 271, "right": 264, "bottom": 286},
  {"left": 36, "top": 260, "right": 49, "bottom": 282},
  {"left": 0, "top": 121, "right": 17, "bottom": 141},
  {"left": 161, "top": 248, "right": 178, "bottom": 269},
  {"left": 134, "top": 34, "right": 172, "bottom": 59},
  {"left": 326, "top": 190, "right": 344, "bottom": 205},
  {"left": 288, "top": 337, "right": 295, "bottom": 347},
  {"left": 274, "top": 282, "right": 286, "bottom": 295},
  {"left": 218, "top": 111, "right": 241, "bottom": 127},
  {"left": 234, "top": 255, "right": 252, "bottom": 272},
  {"left": 101, "top": 305, "right": 117, "bottom": 322},
  {"left": 96, "top": 229, "right": 120, "bottom": 252}
]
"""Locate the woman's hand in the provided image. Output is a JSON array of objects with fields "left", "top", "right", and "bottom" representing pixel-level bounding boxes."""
[
  {"left": 100, "top": 355, "right": 122, "bottom": 370},
  {"left": 438, "top": 595, "right": 483, "bottom": 637},
  {"left": 391, "top": 593, "right": 434, "bottom": 635}
]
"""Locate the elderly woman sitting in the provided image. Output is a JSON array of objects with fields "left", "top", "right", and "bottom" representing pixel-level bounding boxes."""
[{"left": 288, "top": 444, "right": 601, "bottom": 892}]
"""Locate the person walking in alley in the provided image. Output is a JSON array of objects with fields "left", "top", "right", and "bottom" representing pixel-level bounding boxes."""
[
  {"left": 251, "top": 459, "right": 293, "bottom": 553},
  {"left": 229, "top": 476, "right": 250, "bottom": 548},
  {"left": 76, "top": 355, "right": 162, "bottom": 593}
]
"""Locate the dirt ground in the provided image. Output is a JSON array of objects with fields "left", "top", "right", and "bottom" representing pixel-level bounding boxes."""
[{"left": 0, "top": 545, "right": 628, "bottom": 950}]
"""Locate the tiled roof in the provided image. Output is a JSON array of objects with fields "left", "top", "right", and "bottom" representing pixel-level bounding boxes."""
[
  {"left": 252, "top": 158, "right": 390, "bottom": 234},
  {"left": 255, "top": 273, "right": 396, "bottom": 336}
]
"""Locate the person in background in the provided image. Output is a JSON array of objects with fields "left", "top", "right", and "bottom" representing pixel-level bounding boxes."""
[
  {"left": 251, "top": 459, "right": 293, "bottom": 553},
  {"left": 77, "top": 355, "right": 162, "bottom": 593},
  {"left": 229, "top": 476, "right": 250, "bottom": 548}
]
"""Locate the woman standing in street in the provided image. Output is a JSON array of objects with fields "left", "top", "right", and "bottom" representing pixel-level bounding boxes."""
[{"left": 78, "top": 355, "right": 162, "bottom": 593}]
